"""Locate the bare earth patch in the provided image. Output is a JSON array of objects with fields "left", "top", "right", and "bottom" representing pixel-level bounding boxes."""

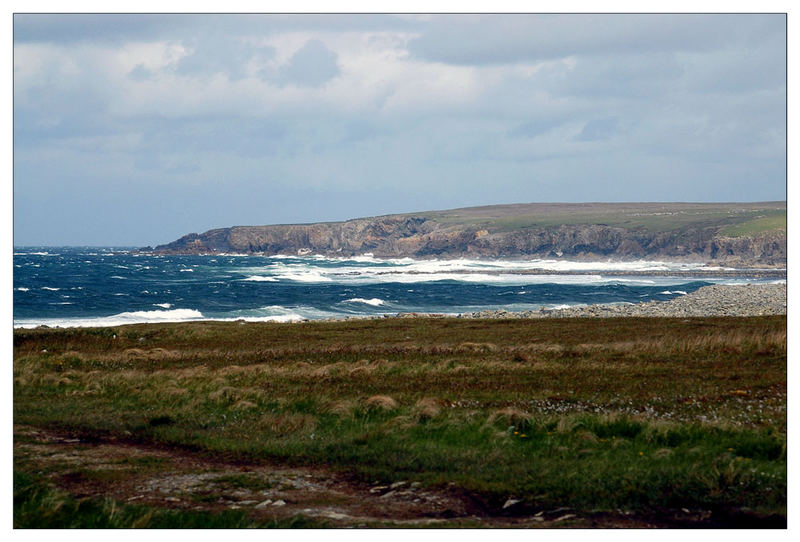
[{"left": 14, "top": 424, "right": 677, "bottom": 528}]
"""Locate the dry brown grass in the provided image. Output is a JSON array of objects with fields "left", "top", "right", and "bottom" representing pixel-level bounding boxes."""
[
  {"left": 164, "top": 387, "right": 189, "bottom": 398},
  {"left": 364, "top": 395, "right": 399, "bottom": 411},
  {"left": 232, "top": 400, "right": 258, "bottom": 411},
  {"left": 326, "top": 399, "right": 356, "bottom": 417},
  {"left": 487, "top": 407, "right": 532, "bottom": 429},
  {"left": 208, "top": 386, "right": 241, "bottom": 404},
  {"left": 414, "top": 397, "right": 442, "bottom": 420},
  {"left": 457, "top": 342, "right": 498, "bottom": 353},
  {"left": 258, "top": 412, "right": 316, "bottom": 435}
]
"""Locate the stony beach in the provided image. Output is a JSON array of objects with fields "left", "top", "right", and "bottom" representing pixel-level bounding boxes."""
[{"left": 455, "top": 283, "right": 787, "bottom": 319}]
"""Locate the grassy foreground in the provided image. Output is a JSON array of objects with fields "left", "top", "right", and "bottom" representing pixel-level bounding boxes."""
[{"left": 14, "top": 316, "right": 786, "bottom": 527}]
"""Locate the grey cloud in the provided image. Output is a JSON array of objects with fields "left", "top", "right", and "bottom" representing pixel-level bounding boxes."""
[
  {"left": 128, "top": 64, "right": 154, "bottom": 82},
  {"left": 129, "top": 115, "right": 289, "bottom": 160},
  {"left": 408, "top": 14, "right": 784, "bottom": 65},
  {"left": 541, "top": 53, "right": 685, "bottom": 100},
  {"left": 14, "top": 14, "right": 193, "bottom": 44},
  {"left": 14, "top": 14, "right": 417, "bottom": 45},
  {"left": 276, "top": 40, "right": 339, "bottom": 87},
  {"left": 508, "top": 118, "right": 565, "bottom": 138},
  {"left": 574, "top": 117, "right": 619, "bottom": 141},
  {"left": 13, "top": 14, "right": 786, "bottom": 246},
  {"left": 175, "top": 37, "right": 275, "bottom": 81}
]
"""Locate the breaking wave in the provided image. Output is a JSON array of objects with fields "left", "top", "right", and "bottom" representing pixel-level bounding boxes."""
[
  {"left": 14, "top": 308, "right": 205, "bottom": 329},
  {"left": 343, "top": 298, "right": 385, "bottom": 306}
]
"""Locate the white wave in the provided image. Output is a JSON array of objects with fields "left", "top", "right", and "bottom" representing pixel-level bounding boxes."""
[
  {"left": 179, "top": 268, "right": 194, "bottom": 272},
  {"left": 344, "top": 298, "right": 385, "bottom": 306},
  {"left": 284, "top": 254, "right": 729, "bottom": 274},
  {"left": 13, "top": 308, "right": 205, "bottom": 329},
  {"left": 230, "top": 256, "right": 735, "bottom": 287},
  {"left": 15, "top": 287, "right": 30, "bottom": 292},
  {"left": 260, "top": 254, "right": 294, "bottom": 260},
  {"left": 548, "top": 303, "right": 580, "bottom": 310},
  {"left": 659, "top": 290, "right": 688, "bottom": 295},
  {"left": 110, "top": 276, "right": 125, "bottom": 279},
  {"left": 41, "top": 287, "right": 60, "bottom": 291},
  {"left": 275, "top": 271, "right": 333, "bottom": 283},
  {"left": 213, "top": 314, "right": 306, "bottom": 323},
  {"left": 212, "top": 305, "right": 342, "bottom": 323},
  {"left": 154, "top": 303, "right": 172, "bottom": 308},
  {"left": 243, "top": 275, "right": 278, "bottom": 282},
  {"left": 14, "top": 251, "right": 57, "bottom": 256}
]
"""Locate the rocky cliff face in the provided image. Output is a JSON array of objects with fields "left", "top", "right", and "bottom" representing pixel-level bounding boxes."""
[{"left": 153, "top": 212, "right": 786, "bottom": 266}]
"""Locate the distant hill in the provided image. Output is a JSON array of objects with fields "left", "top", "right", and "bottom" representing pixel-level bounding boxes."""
[{"left": 152, "top": 202, "right": 786, "bottom": 266}]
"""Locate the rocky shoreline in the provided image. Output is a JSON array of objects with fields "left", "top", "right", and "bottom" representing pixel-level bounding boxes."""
[{"left": 394, "top": 283, "right": 786, "bottom": 320}]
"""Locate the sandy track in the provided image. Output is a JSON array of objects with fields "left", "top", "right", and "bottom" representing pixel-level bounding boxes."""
[{"left": 15, "top": 424, "right": 676, "bottom": 528}]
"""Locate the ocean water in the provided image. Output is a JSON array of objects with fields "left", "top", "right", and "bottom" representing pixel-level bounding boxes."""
[{"left": 12, "top": 247, "right": 781, "bottom": 328}]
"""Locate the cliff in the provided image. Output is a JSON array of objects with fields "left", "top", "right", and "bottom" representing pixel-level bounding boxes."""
[{"left": 152, "top": 202, "right": 786, "bottom": 266}]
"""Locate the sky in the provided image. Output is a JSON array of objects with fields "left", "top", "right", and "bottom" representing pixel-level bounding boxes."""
[{"left": 12, "top": 13, "right": 787, "bottom": 246}]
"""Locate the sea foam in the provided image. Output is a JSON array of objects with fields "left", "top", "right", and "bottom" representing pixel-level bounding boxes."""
[
  {"left": 243, "top": 275, "right": 278, "bottom": 282},
  {"left": 13, "top": 308, "right": 205, "bottom": 329},
  {"left": 344, "top": 298, "right": 385, "bottom": 306}
]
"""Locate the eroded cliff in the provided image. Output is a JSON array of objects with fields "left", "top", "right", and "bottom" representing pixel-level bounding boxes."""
[{"left": 152, "top": 202, "right": 786, "bottom": 266}]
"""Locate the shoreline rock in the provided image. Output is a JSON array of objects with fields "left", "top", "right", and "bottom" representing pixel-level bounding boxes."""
[
  {"left": 455, "top": 283, "right": 786, "bottom": 319},
  {"left": 150, "top": 202, "right": 786, "bottom": 268}
]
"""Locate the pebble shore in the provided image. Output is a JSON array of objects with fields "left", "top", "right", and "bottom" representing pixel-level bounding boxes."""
[{"left": 453, "top": 283, "right": 786, "bottom": 319}]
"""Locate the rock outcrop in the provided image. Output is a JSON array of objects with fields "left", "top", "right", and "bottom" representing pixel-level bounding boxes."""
[{"left": 152, "top": 202, "right": 786, "bottom": 266}]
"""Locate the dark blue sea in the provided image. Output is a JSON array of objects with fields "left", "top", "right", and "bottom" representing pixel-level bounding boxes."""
[{"left": 13, "top": 247, "right": 776, "bottom": 328}]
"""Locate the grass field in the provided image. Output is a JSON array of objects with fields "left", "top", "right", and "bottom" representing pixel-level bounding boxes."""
[
  {"left": 718, "top": 213, "right": 787, "bottom": 237},
  {"left": 414, "top": 202, "right": 786, "bottom": 235},
  {"left": 14, "top": 317, "right": 786, "bottom": 528}
]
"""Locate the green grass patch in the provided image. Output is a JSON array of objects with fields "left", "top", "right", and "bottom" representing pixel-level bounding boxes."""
[
  {"left": 414, "top": 202, "right": 787, "bottom": 234},
  {"left": 14, "top": 316, "right": 786, "bottom": 523},
  {"left": 719, "top": 212, "right": 786, "bottom": 237},
  {"left": 13, "top": 471, "right": 326, "bottom": 528}
]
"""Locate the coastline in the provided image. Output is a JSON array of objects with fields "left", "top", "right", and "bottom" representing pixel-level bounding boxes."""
[
  {"left": 17, "top": 283, "right": 786, "bottom": 329},
  {"left": 295, "top": 282, "right": 787, "bottom": 322},
  {"left": 453, "top": 283, "right": 787, "bottom": 319}
]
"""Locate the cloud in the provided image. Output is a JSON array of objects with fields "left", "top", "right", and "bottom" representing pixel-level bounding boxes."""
[
  {"left": 273, "top": 39, "right": 340, "bottom": 87},
  {"left": 575, "top": 117, "right": 619, "bottom": 142},
  {"left": 12, "top": 14, "right": 786, "bottom": 245},
  {"left": 407, "top": 14, "right": 784, "bottom": 65},
  {"left": 508, "top": 118, "right": 566, "bottom": 138},
  {"left": 175, "top": 37, "right": 275, "bottom": 81},
  {"left": 13, "top": 14, "right": 417, "bottom": 45},
  {"left": 127, "top": 64, "right": 154, "bottom": 81},
  {"left": 13, "top": 13, "right": 190, "bottom": 44}
]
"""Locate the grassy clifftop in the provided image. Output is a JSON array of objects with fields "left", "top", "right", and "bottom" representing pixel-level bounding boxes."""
[
  {"left": 413, "top": 202, "right": 786, "bottom": 235},
  {"left": 153, "top": 202, "right": 786, "bottom": 265}
]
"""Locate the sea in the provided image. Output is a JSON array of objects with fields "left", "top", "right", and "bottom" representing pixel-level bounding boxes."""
[{"left": 12, "top": 247, "right": 785, "bottom": 328}]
